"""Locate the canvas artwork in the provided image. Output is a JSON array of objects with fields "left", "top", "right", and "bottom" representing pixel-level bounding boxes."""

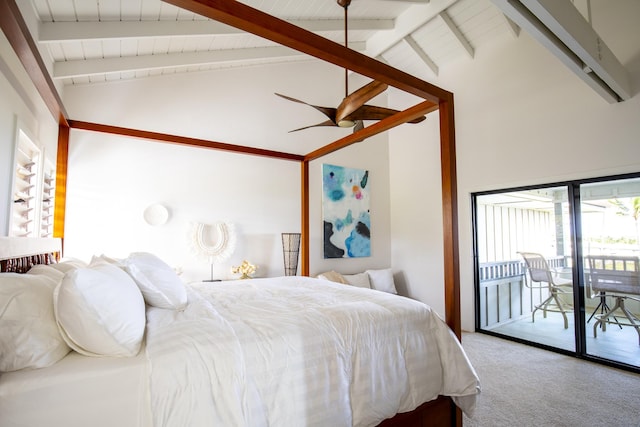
[{"left": 322, "top": 163, "right": 371, "bottom": 258}]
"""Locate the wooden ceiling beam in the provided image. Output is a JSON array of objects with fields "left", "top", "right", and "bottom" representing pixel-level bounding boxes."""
[
  {"left": 53, "top": 43, "right": 365, "bottom": 80},
  {"left": 0, "top": 0, "right": 68, "bottom": 125},
  {"left": 68, "top": 120, "right": 305, "bottom": 162},
  {"left": 305, "top": 100, "right": 438, "bottom": 162},
  {"left": 39, "top": 19, "right": 393, "bottom": 43},
  {"left": 165, "top": 0, "right": 451, "bottom": 104}
]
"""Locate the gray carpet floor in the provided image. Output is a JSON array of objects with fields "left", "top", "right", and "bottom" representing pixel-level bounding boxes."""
[{"left": 461, "top": 332, "right": 640, "bottom": 427}]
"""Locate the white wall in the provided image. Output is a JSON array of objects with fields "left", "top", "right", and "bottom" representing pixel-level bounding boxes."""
[
  {"left": 0, "top": 30, "right": 58, "bottom": 236},
  {"left": 389, "top": 4, "right": 640, "bottom": 330},
  {"left": 62, "top": 61, "right": 392, "bottom": 282}
]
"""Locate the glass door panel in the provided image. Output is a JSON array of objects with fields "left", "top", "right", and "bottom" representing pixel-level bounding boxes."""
[
  {"left": 476, "top": 186, "right": 575, "bottom": 352},
  {"left": 580, "top": 178, "right": 640, "bottom": 367}
]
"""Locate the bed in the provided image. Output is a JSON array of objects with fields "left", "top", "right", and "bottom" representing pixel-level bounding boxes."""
[
  {"left": 3, "top": 0, "right": 469, "bottom": 424},
  {"left": 0, "top": 238, "right": 479, "bottom": 427}
]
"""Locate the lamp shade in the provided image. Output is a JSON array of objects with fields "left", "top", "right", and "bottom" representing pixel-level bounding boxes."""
[{"left": 281, "top": 233, "right": 301, "bottom": 276}]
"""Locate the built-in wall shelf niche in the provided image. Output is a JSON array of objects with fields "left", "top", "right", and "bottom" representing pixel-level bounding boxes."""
[{"left": 9, "top": 127, "right": 54, "bottom": 238}]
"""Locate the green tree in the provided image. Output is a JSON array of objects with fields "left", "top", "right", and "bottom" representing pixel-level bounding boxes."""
[{"left": 609, "top": 197, "right": 640, "bottom": 247}]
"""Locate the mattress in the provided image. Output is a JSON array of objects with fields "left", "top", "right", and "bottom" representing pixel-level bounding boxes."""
[{"left": 0, "top": 346, "right": 151, "bottom": 427}]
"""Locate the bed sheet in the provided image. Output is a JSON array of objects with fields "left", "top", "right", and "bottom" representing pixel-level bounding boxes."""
[
  {"left": 0, "top": 346, "right": 151, "bottom": 427},
  {"left": 145, "top": 276, "right": 479, "bottom": 427}
]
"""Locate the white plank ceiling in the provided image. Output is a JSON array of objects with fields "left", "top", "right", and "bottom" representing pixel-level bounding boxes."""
[{"left": 24, "top": 0, "right": 516, "bottom": 86}]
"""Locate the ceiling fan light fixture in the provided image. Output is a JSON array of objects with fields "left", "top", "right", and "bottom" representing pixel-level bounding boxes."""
[{"left": 337, "top": 119, "right": 355, "bottom": 128}]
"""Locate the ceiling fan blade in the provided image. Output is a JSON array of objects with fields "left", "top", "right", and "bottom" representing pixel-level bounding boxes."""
[
  {"left": 335, "top": 80, "right": 388, "bottom": 124},
  {"left": 288, "top": 119, "right": 337, "bottom": 133},
  {"left": 346, "top": 105, "right": 426, "bottom": 123},
  {"left": 275, "top": 93, "right": 337, "bottom": 122}
]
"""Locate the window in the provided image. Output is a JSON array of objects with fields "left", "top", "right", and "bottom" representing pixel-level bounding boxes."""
[
  {"left": 9, "top": 127, "right": 54, "bottom": 238},
  {"left": 473, "top": 174, "right": 640, "bottom": 373}
]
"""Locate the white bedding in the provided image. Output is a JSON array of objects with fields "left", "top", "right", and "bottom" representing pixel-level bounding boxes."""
[
  {"left": 146, "top": 276, "right": 479, "bottom": 427},
  {"left": 0, "top": 275, "right": 479, "bottom": 427}
]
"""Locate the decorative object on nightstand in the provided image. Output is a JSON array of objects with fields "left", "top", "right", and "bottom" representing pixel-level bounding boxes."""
[
  {"left": 232, "top": 260, "right": 258, "bottom": 279},
  {"left": 282, "top": 232, "right": 301, "bottom": 276},
  {"left": 190, "top": 221, "right": 236, "bottom": 282}
]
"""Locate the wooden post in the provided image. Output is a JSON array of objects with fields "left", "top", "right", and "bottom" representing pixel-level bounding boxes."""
[{"left": 53, "top": 124, "right": 69, "bottom": 252}]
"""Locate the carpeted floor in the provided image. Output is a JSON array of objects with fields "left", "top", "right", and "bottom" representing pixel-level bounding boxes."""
[{"left": 461, "top": 332, "right": 640, "bottom": 427}]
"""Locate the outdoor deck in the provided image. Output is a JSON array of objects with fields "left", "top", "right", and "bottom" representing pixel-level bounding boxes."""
[
  {"left": 486, "top": 311, "right": 640, "bottom": 368},
  {"left": 478, "top": 258, "right": 640, "bottom": 369}
]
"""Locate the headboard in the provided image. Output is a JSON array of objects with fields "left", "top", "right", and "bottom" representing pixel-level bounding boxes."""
[{"left": 0, "top": 237, "right": 62, "bottom": 273}]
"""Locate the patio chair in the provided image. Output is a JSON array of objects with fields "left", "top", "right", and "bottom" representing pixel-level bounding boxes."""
[
  {"left": 518, "top": 252, "right": 573, "bottom": 329},
  {"left": 586, "top": 255, "right": 640, "bottom": 345}
]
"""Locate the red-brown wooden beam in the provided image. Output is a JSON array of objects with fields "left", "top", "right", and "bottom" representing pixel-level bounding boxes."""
[
  {"left": 0, "top": 0, "right": 68, "bottom": 126},
  {"left": 300, "top": 161, "right": 310, "bottom": 276},
  {"left": 439, "top": 95, "right": 461, "bottom": 340},
  {"left": 53, "top": 124, "right": 69, "bottom": 248},
  {"left": 164, "top": 0, "right": 450, "bottom": 104},
  {"left": 305, "top": 100, "right": 438, "bottom": 162},
  {"left": 68, "top": 120, "right": 304, "bottom": 162}
]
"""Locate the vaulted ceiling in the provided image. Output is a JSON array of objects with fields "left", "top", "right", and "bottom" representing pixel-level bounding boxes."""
[
  {"left": 24, "top": 0, "right": 514, "bottom": 87},
  {"left": 14, "top": 0, "right": 634, "bottom": 112}
]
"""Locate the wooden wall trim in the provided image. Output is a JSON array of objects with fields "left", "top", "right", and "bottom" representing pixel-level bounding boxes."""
[
  {"left": 68, "top": 120, "right": 304, "bottom": 162},
  {"left": 0, "top": 0, "right": 68, "bottom": 126}
]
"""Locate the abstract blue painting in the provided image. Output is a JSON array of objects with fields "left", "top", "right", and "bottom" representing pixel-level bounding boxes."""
[{"left": 322, "top": 163, "right": 370, "bottom": 258}]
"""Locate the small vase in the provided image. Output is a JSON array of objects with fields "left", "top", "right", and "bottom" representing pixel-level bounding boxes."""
[{"left": 240, "top": 273, "right": 251, "bottom": 280}]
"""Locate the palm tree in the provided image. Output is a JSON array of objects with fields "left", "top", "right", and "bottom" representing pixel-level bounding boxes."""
[{"left": 609, "top": 197, "right": 640, "bottom": 249}]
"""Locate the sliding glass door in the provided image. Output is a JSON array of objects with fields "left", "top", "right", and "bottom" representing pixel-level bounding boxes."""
[
  {"left": 473, "top": 174, "right": 640, "bottom": 371},
  {"left": 579, "top": 178, "right": 640, "bottom": 367},
  {"left": 474, "top": 186, "right": 575, "bottom": 352}
]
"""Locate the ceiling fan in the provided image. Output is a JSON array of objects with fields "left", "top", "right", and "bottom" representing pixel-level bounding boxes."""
[{"left": 275, "top": 0, "right": 426, "bottom": 133}]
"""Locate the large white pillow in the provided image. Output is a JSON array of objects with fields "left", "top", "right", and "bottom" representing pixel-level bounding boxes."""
[
  {"left": 0, "top": 273, "right": 70, "bottom": 372},
  {"left": 123, "top": 252, "right": 187, "bottom": 310},
  {"left": 54, "top": 263, "right": 146, "bottom": 357},
  {"left": 342, "top": 272, "right": 372, "bottom": 288},
  {"left": 366, "top": 268, "right": 398, "bottom": 294}
]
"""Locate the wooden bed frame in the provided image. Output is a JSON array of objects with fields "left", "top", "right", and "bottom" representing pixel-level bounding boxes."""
[{"left": 0, "top": 1, "right": 462, "bottom": 425}]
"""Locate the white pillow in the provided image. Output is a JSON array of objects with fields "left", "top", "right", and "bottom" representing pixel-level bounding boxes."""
[
  {"left": 0, "top": 273, "right": 70, "bottom": 372},
  {"left": 54, "top": 263, "right": 146, "bottom": 357},
  {"left": 90, "top": 253, "right": 123, "bottom": 267},
  {"left": 27, "top": 264, "right": 65, "bottom": 281},
  {"left": 342, "top": 272, "right": 372, "bottom": 288},
  {"left": 48, "top": 258, "right": 88, "bottom": 274},
  {"left": 123, "top": 252, "right": 187, "bottom": 310},
  {"left": 366, "top": 268, "right": 397, "bottom": 294},
  {"left": 317, "top": 270, "right": 348, "bottom": 284}
]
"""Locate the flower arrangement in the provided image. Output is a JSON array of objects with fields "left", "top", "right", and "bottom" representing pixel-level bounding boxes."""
[{"left": 232, "top": 260, "right": 258, "bottom": 279}]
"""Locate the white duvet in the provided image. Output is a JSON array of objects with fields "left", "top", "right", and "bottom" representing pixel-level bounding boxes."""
[{"left": 145, "top": 276, "right": 479, "bottom": 427}]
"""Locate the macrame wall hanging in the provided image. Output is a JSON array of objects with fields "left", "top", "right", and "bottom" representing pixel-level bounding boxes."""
[{"left": 189, "top": 221, "right": 236, "bottom": 281}]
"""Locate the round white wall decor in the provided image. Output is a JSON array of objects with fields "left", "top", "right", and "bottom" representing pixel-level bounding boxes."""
[{"left": 143, "top": 203, "right": 169, "bottom": 226}]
